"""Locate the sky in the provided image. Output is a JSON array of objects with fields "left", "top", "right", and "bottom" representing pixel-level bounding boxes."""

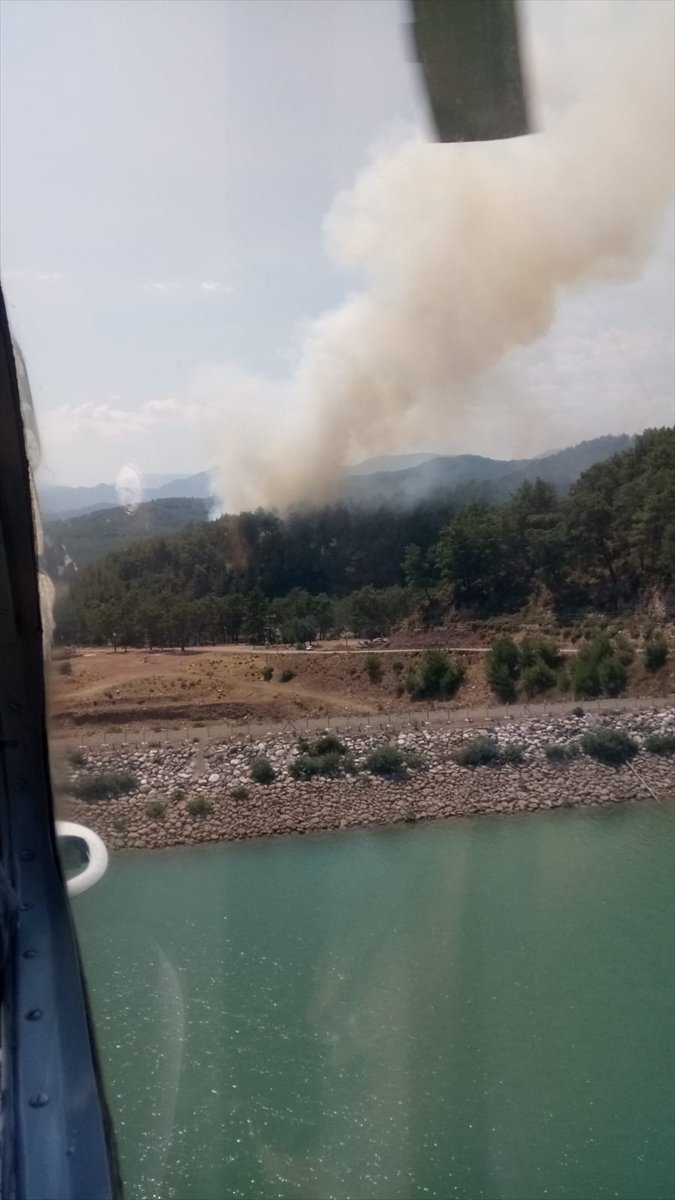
[{"left": 1, "top": 0, "right": 673, "bottom": 489}]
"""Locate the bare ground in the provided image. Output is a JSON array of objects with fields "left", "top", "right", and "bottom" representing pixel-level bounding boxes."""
[
  {"left": 48, "top": 635, "right": 675, "bottom": 735},
  {"left": 48, "top": 643, "right": 494, "bottom": 731}
]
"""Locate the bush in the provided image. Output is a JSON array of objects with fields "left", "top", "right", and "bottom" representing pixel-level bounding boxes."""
[
  {"left": 644, "top": 635, "right": 668, "bottom": 671},
  {"left": 251, "top": 756, "right": 275, "bottom": 784},
  {"left": 573, "top": 706, "right": 585, "bottom": 718},
  {"left": 280, "top": 668, "right": 295, "bottom": 683},
  {"left": 311, "top": 734, "right": 346, "bottom": 756},
  {"left": 187, "top": 797, "right": 213, "bottom": 816},
  {"left": 365, "top": 745, "right": 405, "bottom": 776},
  {"left": 58, "top": 660, "right": 72, "bottom": 676},
  {"left": 68, "top": 748, "right": 85, "bottom": 768},
  {"left": 364, "top": 653, "right": 383, "bottom": 683},
  {"left": 71, "top": 771, "right": 138, "bottom": 802},
  {"left": 519, "top": 636, "right": 561, "bottom": 670},
  {"left": 486, "top": 638, "right": 520, "bottom": 702},
  {"left": 454, "top": 736, "right": 502, "bottom": 767},
  {"left": 402, "top": 749, "right": 425, "bottom": 770},
  {"left": 406, "top": 650, "right": 465, "bottom": 701},
  {"left": 501, "top": 743, "right": 525, "bottom": 764},
  {"left": 290, "top": 750, "right": 348, "bottom": 780},
  {"left": 145, "top": 801, "right": 166, "bottom": 819},
  {"left": 230, "top": 784, "right": 250, "bottom": 801},
  {"left": 545, "top": 741, "right": 581, "bottom": 762},
  {"left": 392, "top": 660, "right": 404, "bottom": 675},
  {"left": 614, "top": 634, "right": 635, "bottom": 666},
  {"left": 598, "top": 655, "right": 628, "bottom": 698},
  {"left": 643, "top": 732, "right": 675, "bottom": 755},
  {"left": 571, "top": 634, "right": 626, "bottom": 699},
  {"left": 581, "top": 727, "right": 638, "bottom": 765},
  {"left": 521, "top": 660, "right": 557, "bottom": 696},
  {"left": 262, "top": 665, "right": 274, "bottom": 681},
  {"left": 171, "top": 788, "right": 186, "bottom": 802}
]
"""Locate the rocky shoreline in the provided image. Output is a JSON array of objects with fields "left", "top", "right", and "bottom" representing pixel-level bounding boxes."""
[{"left": 60, "top": 707, "right": 675, "bottom": 851}]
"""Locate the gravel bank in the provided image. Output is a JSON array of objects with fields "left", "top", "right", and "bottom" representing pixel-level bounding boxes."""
[{"left": 61, "top": 708, "right": 675, "bottom": 850}]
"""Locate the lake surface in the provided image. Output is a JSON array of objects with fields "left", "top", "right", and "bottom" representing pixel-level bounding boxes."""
[{"left": 73, "top": 802, "right": 675, "bottom": 1200}]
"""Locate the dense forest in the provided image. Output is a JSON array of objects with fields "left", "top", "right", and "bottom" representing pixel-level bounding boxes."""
[
  {"left": 54, "top": 429, "right": 675, "bottom": 647},
  {"left": 45, "top": 497, "right": 211, "bottom": 574}
]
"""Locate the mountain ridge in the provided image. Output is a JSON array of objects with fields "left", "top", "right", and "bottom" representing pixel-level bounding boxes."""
[{"left": 39, "top": 434, "right": 633, "bottom": 518}]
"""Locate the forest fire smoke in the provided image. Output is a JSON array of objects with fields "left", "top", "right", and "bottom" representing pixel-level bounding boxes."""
[{"left": 216, "top": 1, "right": 674, "bottom": 511}]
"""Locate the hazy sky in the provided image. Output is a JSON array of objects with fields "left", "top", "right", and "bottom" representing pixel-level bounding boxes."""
[{"left": 1, "top": 0, "right": 673, "bottom": 488}]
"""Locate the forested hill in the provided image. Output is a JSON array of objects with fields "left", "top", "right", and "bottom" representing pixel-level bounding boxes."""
[
  {"left": 341, "top": 434, "right": 633, "bottom": 506},
  {"left": 45, "top": 498, "right": 211, "bottom": 576},
  {"left": 54, "top": 429, "right": 675, "bottom": 645}
]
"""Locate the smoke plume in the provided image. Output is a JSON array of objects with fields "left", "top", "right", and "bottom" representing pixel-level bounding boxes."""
[{"left": 216, "top": 0, "right": 674, "bottom": 511}]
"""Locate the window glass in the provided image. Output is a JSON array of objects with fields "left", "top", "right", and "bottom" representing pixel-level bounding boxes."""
[{"left": 1, "top": 2, "right": 673, "bottom": 1198}]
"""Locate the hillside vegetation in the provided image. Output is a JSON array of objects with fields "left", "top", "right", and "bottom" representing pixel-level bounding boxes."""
[
  {"left": 54, "top": 429, "right": 674, "bottom": 648},
  {"left": 45, "top": 498, "right": 211, "bottom": 575}
]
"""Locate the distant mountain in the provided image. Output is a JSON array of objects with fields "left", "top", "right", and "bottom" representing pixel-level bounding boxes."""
[
  {"left": 40, "top": 470, "right": 214, "bottom": 517},
  {"left": 39, "top": 435, "right": 634, "bottom": 520},
  {"left": 39, "top": 481, "right": 119, "bottom": 516},
  {"left": 341, "top": 435, "right": 634, "bottom": 507},
  {"left": 44, "top": 497, "right": 211, "bottom": 578},
  {"left": 147, "top": 471, "right": 213, "bottom": 500},
  {"left": 348, "top": 452, "right": 439, "bottom": 476}
]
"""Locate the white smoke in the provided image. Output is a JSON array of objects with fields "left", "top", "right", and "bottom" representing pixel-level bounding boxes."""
[{"left": 215, "top": 0, "right": 674, "bottom": 511}]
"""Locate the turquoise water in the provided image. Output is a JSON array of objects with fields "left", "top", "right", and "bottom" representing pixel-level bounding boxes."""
[{"left": 73, "top": 802, "right": 675, "bottom": 1200}]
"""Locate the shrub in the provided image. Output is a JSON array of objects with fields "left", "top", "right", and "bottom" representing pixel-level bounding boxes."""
[
  {"left": 290, "top": 734, "right": 353, "bottom": 779},
  {"left": 71, "top": 771, "right": 138, "bottom": 802},
  {"left": 58, "top": 660, "right": 72, "bottom": 676},
  {"left": 289, "top": 755, "right": 320, "bottom": 780},
  {"left": 187, "top": 797, "right": 213, "bottom": 816},
  {"left": 290, "top": 751, "right": 345, "bottom": 780},
  {"left": 406, "top": 649, "right": 465, "bottom": 701},
  {"left": 111, "top": 817, "right": 127, "bottom": 833},
  {"left": 545, "top": 741, "right": 580, "bottom": 762},
  {"left": 519, "top": 636, "right": 561, "bottom": 670},
  {"left": 311, "top": 734, "right": 346, "bottom": 756},
  {"left": 68, "top": 748, "right": 85, "bottom": 768},
  {"left": 392, "top": 660, "right": 404, "bottom": 675},
  {"left": 454, "top": 736, "right": 502, "bottom": 767},
  {"left": 145, "top": 801, "right": 166, "bottom": 819},
  {"left": 571, "top": 634, "right": 625, "bottom": 699},
  {"left": 251, "top": 756, "right": 275, "bottom": 784},
  {"left": 521, "top": 660, "right": 557, "bottom": 696},
  {"left": 230, "top": 785, "right": 250, "bottom": 801},
  {"left": 644, "top": 635, "right": 668, "bottom": 671},
  {"left": 171, "top": 788, "right": 186, "bottom": 802},
  {"left": 262, "top": 665, "right": 274, "bottom": 681},
  {"left": 598, "top": 655, "right": 628, "bottom": 698},
  {"left": 402, "top": 749, "right": 425, "bottom": 770},
  {"left": 643, "top": 732, "right": 675, "bottom": 755},
  {"left": 365, "top": 745, "right": 405, "bottom": 776},
  {"left": 364, "top": 653, "right": 383, "bottom": 683},
  {"left": 557, "top": 668, "right": 570, "bottom": 692},
  {"left": 581, "top": 727, "right": 638, "bottom": 765},
  {"left": 280, "top": 668, "right": 295, "bottom": 683},
  {"left": 572, "top": 706, "right": 585, "bottom": 718},
  {"left": 614, "top": 634, "right": 635, "bottom": 666},
  {"left": 501, "top": 743, "right": 525, "bottom": 764},
  {"left": 486, "top": 638, "right": 520, "bottom": 702}
]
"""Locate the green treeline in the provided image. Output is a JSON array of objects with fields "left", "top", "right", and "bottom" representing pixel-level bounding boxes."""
[{"left": 54, "top": 428, "right": 675, "bottom": 647}]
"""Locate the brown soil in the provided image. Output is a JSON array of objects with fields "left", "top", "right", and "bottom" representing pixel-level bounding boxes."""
[
  {"left": 48, "top": 635, "right": 675, "bottom": 735},
  {"left": 48, "top": 644, "right": 493, "bottom": 732}
]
